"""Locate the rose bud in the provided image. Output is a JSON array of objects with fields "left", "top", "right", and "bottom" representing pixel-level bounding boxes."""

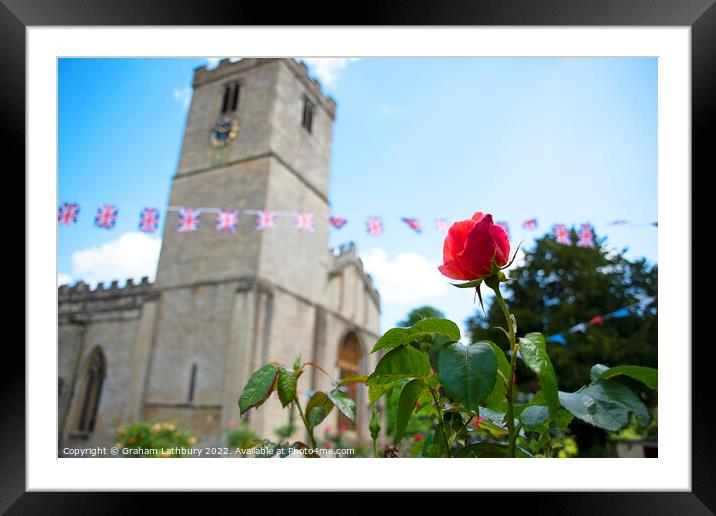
[{"left": 438, "top": 212, "right": 510, "bottom": 281}]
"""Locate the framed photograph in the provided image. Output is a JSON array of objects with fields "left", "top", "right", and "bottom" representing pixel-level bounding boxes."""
[{"left": 5, "top": 0, "right": 711, "bottom": 511}]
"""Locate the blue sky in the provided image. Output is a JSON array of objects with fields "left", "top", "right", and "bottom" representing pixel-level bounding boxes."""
[{"left": 58, "top": 57, "right": 657, "bottom": 336}]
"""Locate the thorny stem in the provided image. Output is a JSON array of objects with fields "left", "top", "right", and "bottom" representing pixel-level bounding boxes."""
[
  {"left": 430, "top": 388, "right": 452, "bottom": 457},
  {"left": 490, "top": 281, "right": 519, "bottom": 458},
  {"left": 457, "top": 414, "right": 476, "bottom": 444},
  {"left": 294, "top": 395, "right": 317, "bottom": 449}
]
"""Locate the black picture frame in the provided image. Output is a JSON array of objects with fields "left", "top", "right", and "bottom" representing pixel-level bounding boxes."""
[{"left": 4, "top": 0, "right": 710, "bottom": 512}]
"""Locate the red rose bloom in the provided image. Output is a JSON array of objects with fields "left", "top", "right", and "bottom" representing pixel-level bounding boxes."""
[{"left": 438, "top": 212, "right": 510, "bottom": 281}]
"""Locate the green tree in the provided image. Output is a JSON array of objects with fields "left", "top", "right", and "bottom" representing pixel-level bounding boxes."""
[
  {"left": 398, "top": 305, "right": 446, "bottom": 328},
  {"left": 467, "top": 229, "right": 657, "bottom": 388},
  {"left": 466, "top": 228, "right": 657, "bottom": 454}
]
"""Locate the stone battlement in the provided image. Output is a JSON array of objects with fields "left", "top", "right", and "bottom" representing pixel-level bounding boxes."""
[
  {"left": 58, "top": 277, "right": 158, "bottom": 318},
  {"left": 330, "top": 243, "right": 380, "bottom": 306},
  {"left": 192, "top": 58, "right": 336, "bottom": 119}
]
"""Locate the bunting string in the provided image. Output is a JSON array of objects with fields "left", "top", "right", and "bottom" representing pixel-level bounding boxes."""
[
  {"left": 58, "top": 201, "right": 657, "bottom": 239},
  {"left": 545, "top": 295, "right": 656, "bottom": 346}
]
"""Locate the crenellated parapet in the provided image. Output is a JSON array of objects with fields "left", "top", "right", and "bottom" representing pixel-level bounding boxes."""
[
  {"left": 192, "top": 58, "right": 336, "bottom": 119},
  {"left": 329, "top": 243, "right": 380, "bottom": 307},
  {"left": 58, "top": 276, "right": 158, "bottom": 319}
]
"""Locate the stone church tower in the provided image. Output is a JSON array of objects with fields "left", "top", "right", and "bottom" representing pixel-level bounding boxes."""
[{"left": 58, "top": 59, "right": 381, "bottom": 453}]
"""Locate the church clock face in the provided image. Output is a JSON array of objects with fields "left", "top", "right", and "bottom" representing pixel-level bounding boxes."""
[{"left": 210, "top": 118, "right": 239, "bottom": 148}]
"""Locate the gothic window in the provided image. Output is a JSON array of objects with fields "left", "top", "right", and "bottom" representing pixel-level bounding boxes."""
[
  {"left": 301, "top": 97, "right": 314, "bottom": 133},
  {"left": 337, "top": 332, "right": 362, "bottom": 429},
  {"left": 76, "top": 347, "right": 106, "bottom": 433},
  {"left": 221, "top": 82, "right": 240, "bottom": 114}
]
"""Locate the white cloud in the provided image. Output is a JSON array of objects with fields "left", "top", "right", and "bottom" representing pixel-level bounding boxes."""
[
  {"left": 71, "top": 232, "right": 162, "bottom": 287},
  {"left": 300, "top": 58, "right": 360, "bottom": 88},
  {"left": 58, "top": 273, "right": 72, "bottom": 286},
  {"left": 172, "top": 86, "right": 192, "bottom": 111},
  {"left": 360, "top": 247, "right": 448, "bottom": 304}
]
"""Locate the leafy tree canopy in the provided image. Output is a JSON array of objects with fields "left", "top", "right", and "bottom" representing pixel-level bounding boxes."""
[
  {"left": 466, "top": 228, "right": 657, "bottom": 393},
  {"left": 398, "top": 305, "right": 446, "bottom": 328}
]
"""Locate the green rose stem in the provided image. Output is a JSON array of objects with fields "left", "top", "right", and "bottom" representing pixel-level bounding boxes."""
[
  {"left": 486, "top": 276, "right": 519, "bottom": 458},
  {"left": 430, "top": 388, "right": 452, "bottom": 457},
  {"left": 293, "top": 396, "right": 317, "bottom": 449}
]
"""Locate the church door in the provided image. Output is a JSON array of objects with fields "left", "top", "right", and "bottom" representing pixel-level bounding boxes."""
[{"left": 337, "top": 332, "right": 362, "bottom": 430}]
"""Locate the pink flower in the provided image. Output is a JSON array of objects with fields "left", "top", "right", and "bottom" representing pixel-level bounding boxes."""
[{"left": 227, "top": 420, "right": 236, "bottom": 429}]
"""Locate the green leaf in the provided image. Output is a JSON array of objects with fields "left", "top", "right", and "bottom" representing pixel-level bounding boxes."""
[
  {"left": 411, "top": 318, "right": 461, "bottom": 341},
  {"left": 305, "top": 391, "right": 334, "bottom": 429},
  {"left": 276, "top": 368, "right": 297, "bottom": 408},
  {"left": 438, "top": 342, "right": 497, "bottom": 410},
  {"left": 370, "top": 327, "right": 414, "bottom": 354},
  {"left": 456, "top": 442, "right": 532, "bottom": 458},
  {"left": 483, "top": 341, "right": 511, "bottom": 412},
  {"left": 427, "top": 333, "right": 454, "bottom": 372},
  {"left": 590, "top": 364, "right": 610, "bottom": 382},
  {"left": 367, "top": 345, "right": 432, "bottom": 405},
  {"left": 598, "top": 365, "right": 658, "bottom": 391},
  {"left": 337, "top": 374, "right": 368, "bottom": 386},
  {"left": 393, "top": 379, "right": 428, "bottom": 444},
  {"left": 519, "top": 332, "right": 559, "bottom": 414},
  {"left": 553, "top": 407, "right": 574, "bottom": 431},
  {"left": 451, "top": 279, "right": 482, "bottom": 289},
  {"left": 519, "top": 405, "right": 549, "bottom": 431},
  {"left": 558, "top": 379, "right": 651, "bottom": 432},
  {"left": 238, "top": 364, "right": 279, "bottom": 415},
  {"left": 424, "top": 428, "right": 450, "bottom": 457},
  {"left": 327, "top": 388, "right": 356, "bottom": 422},
  {"left": 371, "top": 318, "right": 461, "bottom": 353}
]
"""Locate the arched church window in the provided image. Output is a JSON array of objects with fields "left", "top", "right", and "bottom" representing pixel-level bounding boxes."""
[
  {"left": 337, "top": 332, "right": 362, "bottom": 429},
  {"left": 76, "top": 347, "right": 106, "bottom": 433}
]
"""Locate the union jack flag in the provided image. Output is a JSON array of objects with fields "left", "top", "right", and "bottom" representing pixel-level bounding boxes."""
[
  {"left": 177, "top": 208, "right": 201, "bottom": 232},
  {"left": 294, "top": 213, "right": 315, "bottom": 233},
  {"left": 139, "top": 208, "right": 160, "bottom": 233},
  {"left": 256, "top": 211, "right": 277, "bottom": 231},
  {"left": 434, "top": 219, "right": 450, "bottom": 232},
  {"left": 94, "top": 204, "right": 118, "bottom": 230},
  {"left": 329, "top": 215, "right": 347, "bottom": 229},
  {"left": 366, "top": 216, "right": 383, "bottom": 236},
  {"left": 58, "top": 202, "right": 80, "bottom": 226},
  {"left": 496, "top": 221, "right": 510, "bottom": 239},
  {"left": 553, "top": 224, "right": 571, "bottom": 245},
  {"left": 522, "top": 218, "right": 538, "bottom": 231},
  {"left": 401, "top": 217, "right": 422, "bottom": 234},
  {"left": 578, "top": 223, "right": 595, "bottom": 248},
  {"left": 216, "top": 209, "right": 239, "bottom": 233}
]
